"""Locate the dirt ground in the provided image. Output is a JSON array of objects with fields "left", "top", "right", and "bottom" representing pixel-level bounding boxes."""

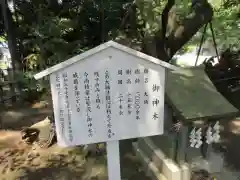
[{"left": 0, "top": 99, "right": 151, "bottom": 180}]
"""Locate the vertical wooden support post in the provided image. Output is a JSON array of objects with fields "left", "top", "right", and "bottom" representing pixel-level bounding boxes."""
[
  {"left": 10, "top": 83, "right": 16, "bottom": 103},
  {"left": 176, "top": 125, "right": 189, "bottom": 165},
  {"left": 0, "top": 85, "right": 3, "bottom": 103},
  {"left": 204, "top": 143, "right": 212, "bottom": 160},
  {"left": 201, "top": 124, "right": 212, "bottom": 160},
  {"left": 0, "top": 70, "right": 4, "bottom": 82},
  {"left": 169, "top": 131, "right": 178, "bottom": 160},
  {"left": 107, "top": 141, "right": 121, "bottom": 180},
  {"left": 1, "top": 0, "right": 20, "bottom": 105},
  {"left": 0, "top": 0, "right": 18, "bottom": 71}
]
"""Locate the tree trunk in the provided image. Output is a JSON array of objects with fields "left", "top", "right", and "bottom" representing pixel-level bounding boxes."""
[
  {"left": 143, "top": 1, "right": 214, "bottom": 62},
  {"left": 1, "top": 0, "right": 21, "bottom": 70}
]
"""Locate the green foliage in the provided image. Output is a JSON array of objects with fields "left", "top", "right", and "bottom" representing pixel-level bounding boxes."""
[
  {"left": 135, "top": 0, "right": 195, "bottom": 37},
  {"left": 1, "top": 0, "right": 240, "bottom": 67},
  {"left": 15, "top": 71, "right": 47, "bottom": 102},
  {"left": 0, "top": 0, "right": 238, "bottom": 104},
  {"left": 135, "top": 0, "right": 167, "bottom": 36},
  {"left": 14, "top": 0, "right": 134, "bottom": 71},
  {"left": 213, "top": 4, "right": 240, "bottom": 50},
  {"left": 174, "top": 0, "right": 240, "bottom": 53}
]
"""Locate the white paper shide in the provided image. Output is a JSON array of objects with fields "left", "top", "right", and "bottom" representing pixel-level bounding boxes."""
[{"left": 189, "top": 121, "right": 221, "bottom": 148}]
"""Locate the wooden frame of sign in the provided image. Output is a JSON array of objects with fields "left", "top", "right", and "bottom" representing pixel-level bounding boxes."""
[
  {"left": 165, "top": 66, "right": 239, "bottom": 167},
  {"left": 34, "top": 41, "right": 179, "bottom": 180}
]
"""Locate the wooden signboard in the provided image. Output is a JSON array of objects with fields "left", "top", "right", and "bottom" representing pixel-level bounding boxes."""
[{"left": 34, "top": 41, "right": 179, "bottom": 180}]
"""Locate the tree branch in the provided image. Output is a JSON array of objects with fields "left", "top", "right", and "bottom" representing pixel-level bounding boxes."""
[
  {"left": 163, "top": 1, "right": 214, "bottom": 60},
  {"left": 143, "top": 0, "right": 214, "bottom": 62},
  {"left": 161, "top": 0, "right": 175, "bottom": 45}
]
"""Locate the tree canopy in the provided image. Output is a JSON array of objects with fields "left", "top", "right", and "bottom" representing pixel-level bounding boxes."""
[{"left": 0, "top": 0, "right": 239, "bottom": 70}]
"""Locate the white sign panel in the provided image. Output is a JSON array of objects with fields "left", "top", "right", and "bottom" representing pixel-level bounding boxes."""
[
  {"left": 35, "top": 41, "right": 176, "bottom": 180},
  {"left": 50, "top": 47, "right": 165, "bottom": 147}
]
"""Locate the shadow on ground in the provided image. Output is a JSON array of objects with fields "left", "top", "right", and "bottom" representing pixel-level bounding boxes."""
[
  {"left": 17, "top": 155, "right": 106, "bottom": 180},
  {"left": 120, "top": 140, "right": 152, "bottom": 180},
  {"left": 0, "top": 101, "right": 52, "bottom": 130}
]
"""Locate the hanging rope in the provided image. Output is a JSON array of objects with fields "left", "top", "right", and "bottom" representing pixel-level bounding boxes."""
[
  {"left": 195, "top": 21, "right": 219, "bottom": 66},
  {"left": 209, "top": 22, "right": 219, "bottom": 60}
]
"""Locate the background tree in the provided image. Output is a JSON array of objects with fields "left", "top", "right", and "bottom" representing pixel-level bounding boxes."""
[
  {"left": 0, "top": 0, "right": 239, "bottom": 103},
  {"left": 0, "top": 0, "right": 239, "bottom": 70}
]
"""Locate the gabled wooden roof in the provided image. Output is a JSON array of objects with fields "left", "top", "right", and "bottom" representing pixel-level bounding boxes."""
[
  {"left": 166, "top": 67, "right": 239, "bottom": 121},
  {"left": 34, "top": 41, "right": 180, "bottom": 80}
]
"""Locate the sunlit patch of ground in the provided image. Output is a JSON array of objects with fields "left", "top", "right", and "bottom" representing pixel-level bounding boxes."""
[
  {"left": 0, "top": 148, "right": 108, "bottom": 180},
  {"left": 0, "top": 130, "right": 29, "bottom": 150},
  {"left": 31, "top": 101, "right": 50, "bottom": 109},
  {"left": 0, "top": 136, "right": 148, "bottom": 180}
]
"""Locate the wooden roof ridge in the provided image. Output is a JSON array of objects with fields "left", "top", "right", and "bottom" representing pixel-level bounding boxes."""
[{"left": 34, "top": 40, "right": 181, "bottom": 80}]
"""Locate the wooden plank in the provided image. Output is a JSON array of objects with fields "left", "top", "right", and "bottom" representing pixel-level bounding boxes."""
[
  {"left": 0, "top": 93, "right": 20, "bottom": 102},
  {"left": 166, "top": 67, "right": 239, "bottom": 121},
  {"left": 0, "top": 80, "right": 17, "bottom": 86},
  {"left": 34, "top": 41, "right": 180, "bottom": 80},
  {"left": 176, "top": 126, "right": 189, "bottom": 165}
]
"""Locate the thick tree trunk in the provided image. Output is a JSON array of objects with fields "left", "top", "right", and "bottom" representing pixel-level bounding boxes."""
[
  {"left": 143, "top": 1, "right": 214, "bottom": 62},
  {"left": 1, "top": 0, "right": 21, "bottom": 70}
]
